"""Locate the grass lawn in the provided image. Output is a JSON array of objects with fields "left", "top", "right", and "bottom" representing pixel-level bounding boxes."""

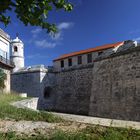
[
  {"left": 0, "top": 93, "right": 140, "bottom": 140},
  {"left": 0, "top": 93, "right": 62, "bottom": 122},
  {"left": 0, "top": 126, "right": 140, "bottom": 140}
]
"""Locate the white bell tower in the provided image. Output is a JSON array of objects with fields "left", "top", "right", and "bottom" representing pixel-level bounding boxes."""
[{"left": 10, "top": 34, "right": 24, "bottom": 72}]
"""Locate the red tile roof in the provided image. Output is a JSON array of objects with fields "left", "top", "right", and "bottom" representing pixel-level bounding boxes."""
[{"left": 53, "top": 41, "right": 124, "bottom": 61}]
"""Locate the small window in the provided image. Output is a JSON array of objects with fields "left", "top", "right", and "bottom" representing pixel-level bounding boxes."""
[
  {"left": 87, "top": 53, "right": 92, "bottom": 63},
  {"left": 98, "top": 51, "right": 103, "bottom": 56},
  {"left": 14, "top": 46, "right": 18, "bottom": 52},
  {"left": 68, "top": 58, "right": 72, "bottom": 66},
  {"left": 78, "top": 56, "right": 82, "bottom": 65},
  {"left": 61, "top": 60, "right": 64, "bottom": 68}
]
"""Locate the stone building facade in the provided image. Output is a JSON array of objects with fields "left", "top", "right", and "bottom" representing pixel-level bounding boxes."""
[
  {"left": 0, "top": 29, "right": 14, "bottom": 92},
  {"left": 11, "top": 39, "right": 140, "bottom": 121}
]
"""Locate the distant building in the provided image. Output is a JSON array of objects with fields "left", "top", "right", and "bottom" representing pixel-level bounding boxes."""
[
  {"left": 0, "top": 29, "right": 14, "bottom": 92},
  {"left": 53, "top": 41, "right": 124, "bottom": 71}
]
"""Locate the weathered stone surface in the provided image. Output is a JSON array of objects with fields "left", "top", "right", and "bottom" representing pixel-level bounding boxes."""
[
  {"left": 89, "top": 49, "right": 140, "bottom": 121},
  {"left": 11, "top": 70, "right": 47, "bottom": 97},
  {"left": 11, "top": 47, "right": 140, "bottom": 121},
  {"left": 42, "top": 66, "right": 93, "bottom": 115}
]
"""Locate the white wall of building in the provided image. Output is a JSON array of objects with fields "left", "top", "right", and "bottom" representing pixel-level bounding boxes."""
[
  {"left": 0, "top": 36, "right": 10, "bottom": 59},
  {"left": 53, "top": 48, "right": 113, "bottom": 71}
]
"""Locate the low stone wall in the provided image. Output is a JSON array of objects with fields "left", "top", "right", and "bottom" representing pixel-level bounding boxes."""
[{"left": 12, "top": 98, "right": 39, "bottom": 111}]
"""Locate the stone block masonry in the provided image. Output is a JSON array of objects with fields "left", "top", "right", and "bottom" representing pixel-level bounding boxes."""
[
  {"left": 11, "top": 47, "right": 140, "bottom": 121},
  {"left": 89, "top": 47, "right": 140, "bottom": 121},
  {"left": 11, "top": 70, "right": 47, "bottom": 97},
  {"left": 43, "top": 47, "right": 140, "bottom": 121},
  {"left": 42, "top": 65, "right": 94, "bottom": 115}
]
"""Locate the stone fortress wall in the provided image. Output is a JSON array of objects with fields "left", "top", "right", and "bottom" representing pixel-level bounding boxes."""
[
  {"left": 11, "top": 64, "right": 93, "bottom": 115},
  {"left": 42, "top": 65, "right": 94, "bottom": 115},
  {"left": 11, "top": 43, "right": 140, "bottom": 121},
  {"left": 89, "top": 47, "right": 140, "bottom": 121},
  {"left": 39, "top": 47, "right": 140, "bottom": 121},
  {"left": 11, "top": 66, "right": 47, "bottom": 97}
]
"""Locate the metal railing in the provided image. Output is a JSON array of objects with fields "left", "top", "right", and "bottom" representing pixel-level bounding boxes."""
[{"left": 0, "top": 55, "right": 14, "bottom": 67}]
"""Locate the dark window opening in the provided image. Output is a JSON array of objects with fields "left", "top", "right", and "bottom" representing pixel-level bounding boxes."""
[
  {"left": 61, "top": 60, "right": 64, "bottom": 68},
  {"left": 87, "top": 53, "right": 92, "bottom": 63},
  {"left": 44, "top": 86, "right": 52, "bottom": 99},
  {"left": 68, "top": 58, "right": 72, "bottom": 66},
  {"left": 78, "top": 55, "right": 82, "bottom": 65},
  {"left": 98, "top": 51, "right": 103, "bottom": 56},
  {"left": 14, "top": 46, "right": 18, "bottom": 52}
]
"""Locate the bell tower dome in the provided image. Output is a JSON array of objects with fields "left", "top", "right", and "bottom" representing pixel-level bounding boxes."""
[{"left": 10, "top": 34, "right": 24, "bottom": 72}]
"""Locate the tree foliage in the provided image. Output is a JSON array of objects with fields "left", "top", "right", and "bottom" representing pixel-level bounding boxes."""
[
  {"left": 0, "top": 0, "right": 73, "bottom": 32},
  {"left": 0, "top": 69, "right": 6, "bottom": 90}
]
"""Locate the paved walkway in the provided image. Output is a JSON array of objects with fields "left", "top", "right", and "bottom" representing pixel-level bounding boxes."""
[{"left": 52, "top": 112, "right": 140, "bottom": 130}]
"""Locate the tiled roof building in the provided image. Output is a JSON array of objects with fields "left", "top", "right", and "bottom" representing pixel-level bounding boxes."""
[{"left": 53, "top": 41, "right": 124, "bottom": 71}]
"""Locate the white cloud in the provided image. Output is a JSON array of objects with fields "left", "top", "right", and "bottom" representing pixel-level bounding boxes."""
[
  {"left": 57, "top": 22, "right": 74, "bottom": 30},
  {"left": 27, "top": 54, "right": 40, "bottom": 59},
  {"left": 27, "top": 53, "right": 48, "bottom": 59},
  {"left": 49, "top": 31, "right": 63, "bottom": 41},
  {"left": 28, "top": 22, "right": 74, "bottom": 48},
  {"left": 31, "top": 28, "right": 42, "bottom": 34},
  {"left": 49, "top": 22, "right": 74, "bottom": 41},
  {"left": 35, "top": 39, "right": 56, "bottom": 48},
  {"left": 31, "top": 28, "right": 42, "bottom": 38},
  {"left": 133, "top": 37, "right": 140, "bottom": 41}
]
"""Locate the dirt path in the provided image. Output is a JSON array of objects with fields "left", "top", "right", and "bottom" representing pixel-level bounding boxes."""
[
  {"left": 1, "top": 112, "right": 140, "bottom": 136},
  {"left": 0, "top": 119, "right": 88, "bottom": 136}
]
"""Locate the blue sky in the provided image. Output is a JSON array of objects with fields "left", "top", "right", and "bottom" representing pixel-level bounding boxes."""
[{"left": 1, "top": 0, "right": 140, "bottom": 66}]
